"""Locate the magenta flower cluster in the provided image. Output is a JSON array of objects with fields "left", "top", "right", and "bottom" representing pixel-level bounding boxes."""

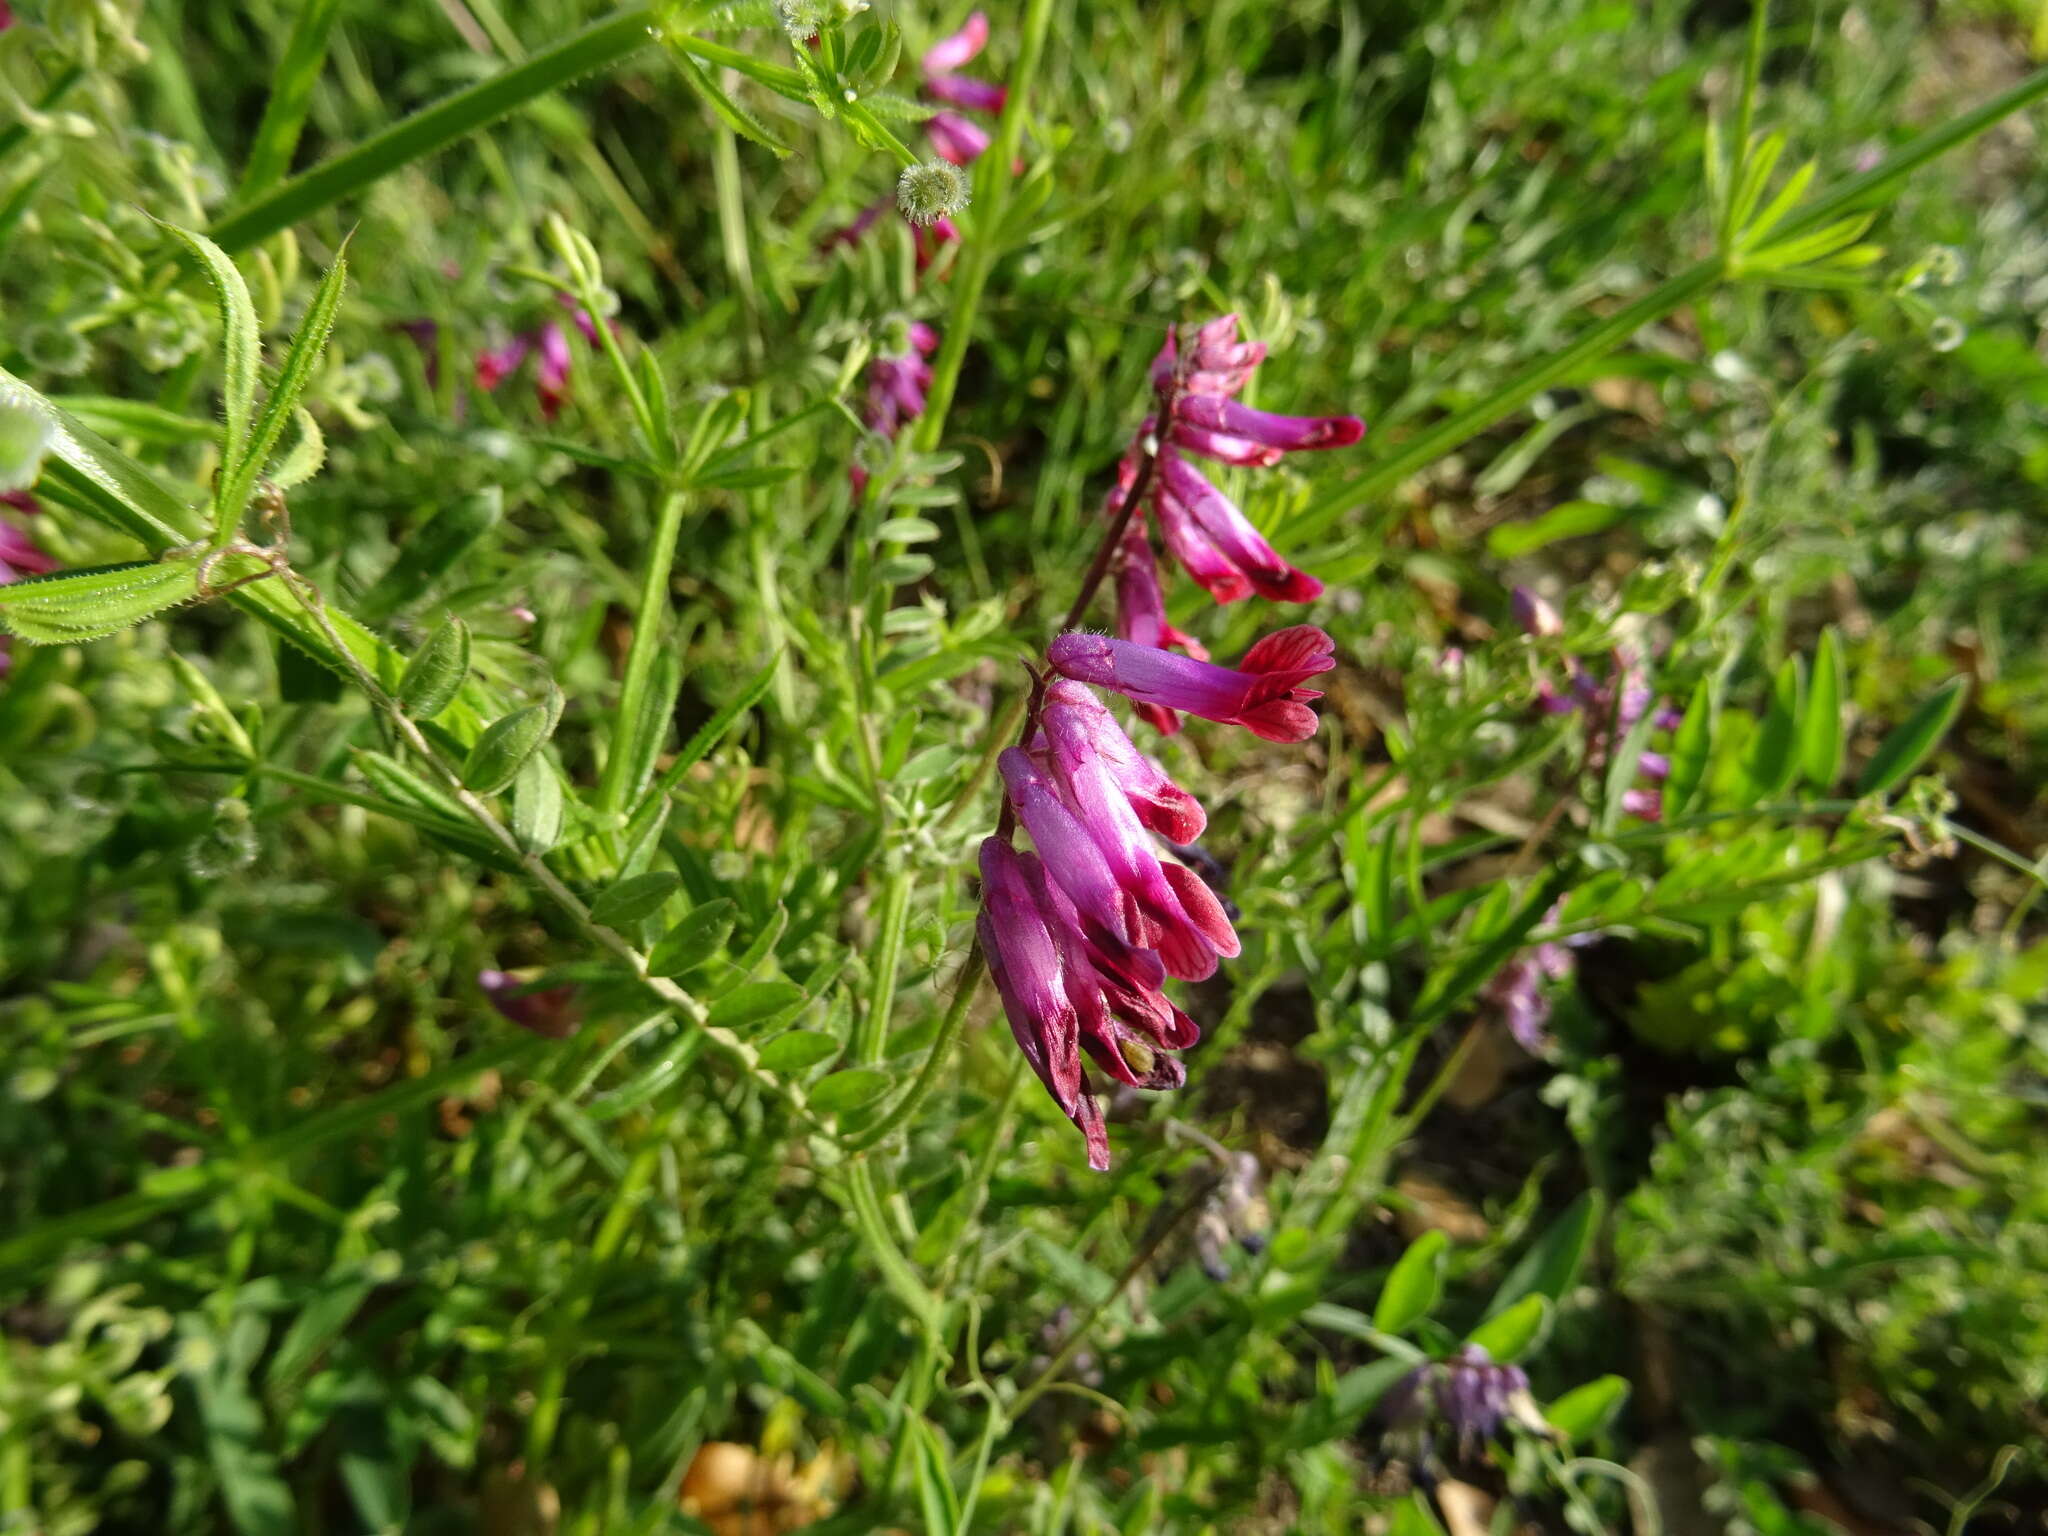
[
  {"left": 977, "top": 646, "right": 1336, "bottom": 1169},
  {"left": 977, "top": 311, "right": 1362, "bottom": 1168},
  {"left": 1106, "top": 316, "right": 1362, "bottom": 733}
]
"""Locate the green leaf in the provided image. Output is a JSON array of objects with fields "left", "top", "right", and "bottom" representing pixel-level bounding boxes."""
[
  {"left": 1740, "top": 655, "right": 1804, "bottom": 804},
  {"left": 237, "top": 0, "right": 347, "bottom": 197},
  {"left": 809, "top": 1066, "right": 892, "bottom": 1114},
  {"left": 707, "top": 980, "right": 806, "bottom": 1030},
  {"left": 267, "top": 408, "right": 325, "bottom": 491},
  {"left": 648, "top": 900, "right": 737, "bottom": 977},
  {"left": 207, "top": 9, "right": 657, "bottom": 252},
  {"left": 0, "top": 557, "right": 212, "bottom": 644},
  {"left": 758, "top": 1029, "right": 839, "bottom": 1073},
  {"left": 906, "top": 1415, "right": 960, "bottom": 1536},
  {"left": 510, "top": 753, "right": 564, "bottom": 854},
  {"left": 359, "top": 488, "right": 503, "bottom": 622},
  {"left": 1465, "top": 1294, "right": 1550, "bottom": 1364},
  {"left": 462, "top": 697, "right": 557, "bottom": 795},
  {"left": 1802, "top": 626, "right": 1845, "bottom": 789},
  {"left": 154, "top": 220, "right": 260, "bottom": 485},
  {"left": 1665, "top": 675, "right": 1715, "bottom": 816},
  {"left": 0, "top": 398, "right": 52, "bottom": 491},
  {"left": 589, "top": 871, "right": 683, "bottom": 928},
  {"left": 668, "top": 45, "right": 792, "bottom": 156},
  {"left": 220, "top": 240, "right": 348, "bottom": 524},
  {"left": 1486, "top": 1190, "right": 1603, "bottom": 1316},
  {"left": 640, "top": 651, "right": 781, "bottom": 812},
  {"left": 1857, "top": 676, "right": 1967, "bottom": 796},
  {"left": 1388, "top": 1497, "right": 1448, "bottom": 1536},
  {"left": 396, "top": 617, "right": 470, "bottom": 720},
  {"left": 1484, "top": 498, "right": 1628, "bottom": 557},
  {"left": 1545, "top": 1375, "right": 1631, "bottom": 1440},
  {"left": 1373, "top": 1229, "right": 1448, "bottom": 1335}
]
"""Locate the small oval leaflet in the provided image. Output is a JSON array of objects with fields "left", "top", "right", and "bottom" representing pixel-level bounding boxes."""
[
  {"left": 589, "top": 871, "right": 682, "bottom": 929},
  {"left": 510, "top": 753, "right": 564, "bottom": 854},
  {"left": 396, "top": 617, "right": 470, "bottom": 720},
  {"left": 461, "top": 697, "right": 557, "bottom": 795},
  {"left": 706, "top": 980, "right": 806, "bottom": 1031},
  {"left": 757, "top": 1030, "right": 839, "bottom": 1074},
  {"left": 0, "top": 557, "right": 212, "bottom": 645},
  {"left": 1463, "top": 1293, "right": 1550, "bottom": 1364},
  {"left": 648, "top": 899, "right": 737, "bottom": 977},
  {"left": 808, "top": 1066, "right": 892, "bottom": 1115}
]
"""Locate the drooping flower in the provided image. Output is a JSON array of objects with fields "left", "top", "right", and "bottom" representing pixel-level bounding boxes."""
[
  {"left": 1102, "top": 315, "right": 1362, "bottom": 650},
  {"left": 978, "top": 671, "right": 1255, "bottom": 1167},
  {"left": 850, "top": 322, "right": 938, "bottom": 493},
  {"left": 1510, "top": 585, "right": 1563, "bottom": 639},
  {"left": 1049, "top": 625, "right": 1336, "bottom": 742}
]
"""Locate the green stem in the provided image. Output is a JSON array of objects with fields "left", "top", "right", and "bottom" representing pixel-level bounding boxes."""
[
  {"left": 843, "top": 1160, "right": 944, "bottom": 1339},
  {"left": 237, "top": 0, "right": 347, "bottom": 197},
  {"left": 911, "top": 0, "right": 1057, "bottom": 450},
  {"left": 843, "top": 944, "right": 985, "bottom": 1153},
  {"left": 857, "top": 866, "right": 915, "bottom": 1063},
  {"left": 0, "top": 63, "right": 85, "bottom": 165},
  {"left": 526, "top": 1142, "right": 661, "bottom": 1464},
  {"left": 207, "top": 7, "right": 657, "bottom": 251},
  {"left": 596, "top": 488, "right": 688, "bottom": 820}
]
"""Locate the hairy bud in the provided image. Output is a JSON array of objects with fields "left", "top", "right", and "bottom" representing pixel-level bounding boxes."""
[{"left": 896, "top": 159, "right": 971, "bottom": 227}]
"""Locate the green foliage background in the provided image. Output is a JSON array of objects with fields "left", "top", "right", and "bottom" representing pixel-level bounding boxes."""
[{"left": 2, "top": 0, "right": 2046, "bottom": 1530}]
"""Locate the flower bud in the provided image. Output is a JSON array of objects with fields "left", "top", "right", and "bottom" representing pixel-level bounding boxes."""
[
  {"left": 896, "top": 158, "right": 971, "bottom": 227},
  {"left": 1510, "top": 585, "right": 1563, "bottom": 638}
]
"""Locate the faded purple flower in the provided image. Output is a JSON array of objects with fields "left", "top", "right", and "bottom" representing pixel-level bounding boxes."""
[
  {"left": 1049, "top": 625, "right": 1336, "bottom": 743},
  {"left": 1382, "top": 1344, "right": 1545, "bottom": 1457},
  {"left": 1534, "top": 645, "right": 1673, "bottom": 822},
  {"left": 851, "top": 321, "right": 938, "bottom": 493}
]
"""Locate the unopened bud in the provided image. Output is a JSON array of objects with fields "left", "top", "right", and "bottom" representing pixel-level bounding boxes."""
[
  {"left": 896, "top": 159, "right": 970, "bottom": 227},
  {"left": 1510, "top": 586, "right": 1563, "bottom": 638}
]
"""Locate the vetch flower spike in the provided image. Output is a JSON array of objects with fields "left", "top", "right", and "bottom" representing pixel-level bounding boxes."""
[{"left": 1049, "top": 626, "right": 1336, "bottom": 742}]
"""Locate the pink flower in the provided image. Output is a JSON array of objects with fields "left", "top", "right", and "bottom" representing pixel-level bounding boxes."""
[
  {"left": 1039, "top": 680, "right": 1205, "bottom": 842},
  {"left": 1049, "top": 625, "right": 1336, "bottom": 743},
  {"left": 535, "top": 321, "right": 573, "bottom": 422},
  {"left": 0, "top": 494, "right": 57, "bottom": 581},
  {"left": 925, "top": 109, "right": 991, "bottom": 166},
  {"left": 474, "top": 335, "right": 531, "bottom": 394},
  {"left": 1111, "top": 523, "right": 1210, "bottom": 735},
  {"left": 1099, "top": 315, "right": 1361, "bottom": 646}
]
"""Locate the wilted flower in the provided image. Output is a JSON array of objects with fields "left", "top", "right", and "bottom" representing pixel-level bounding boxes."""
[
  {"left": 478, "top": 969, "right": 580, "bottom": 1039},
  {"left": 1049, "top": 625, "right": 1336, "bottom": 742},
  {"left": 850, "top": 321, "right": 938, "bottom": 493}
]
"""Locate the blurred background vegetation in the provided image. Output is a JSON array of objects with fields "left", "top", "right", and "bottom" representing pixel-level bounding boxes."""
[{"left": 2, "top": 0, "right": 2046, "bottom": 1530}]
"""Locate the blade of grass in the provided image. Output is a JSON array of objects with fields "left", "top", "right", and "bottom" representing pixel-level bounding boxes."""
[
  {"left": 237, "top": 0, "right": 348, "bottom": 197},
  {"left": 207, "top": 7, "right": 657, "bottom": 252}
]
